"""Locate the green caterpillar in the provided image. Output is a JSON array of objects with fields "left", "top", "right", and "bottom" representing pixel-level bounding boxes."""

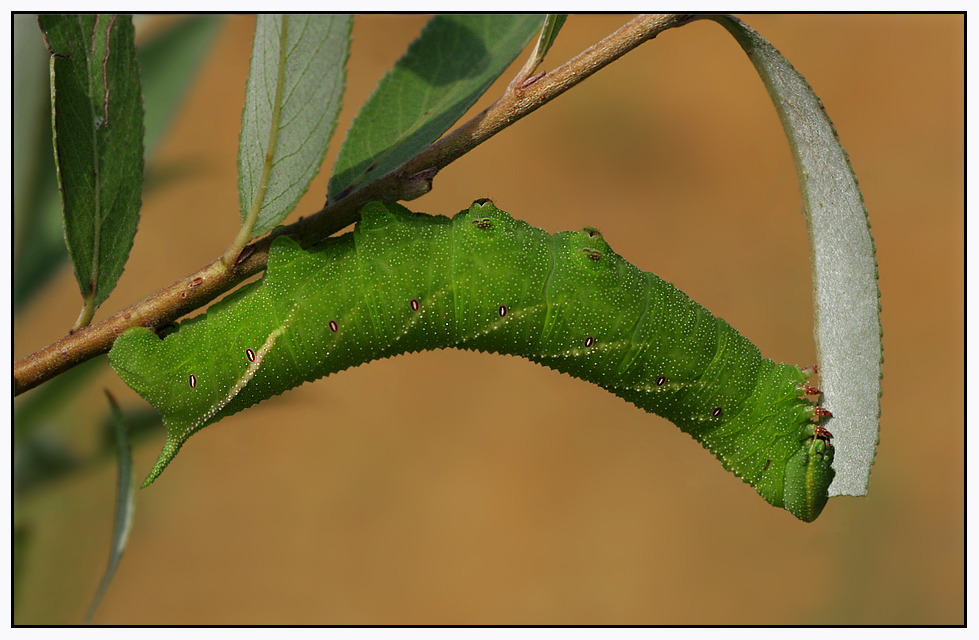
[{"left": 109, "top": 199, "right": 834, "bottom": 521}]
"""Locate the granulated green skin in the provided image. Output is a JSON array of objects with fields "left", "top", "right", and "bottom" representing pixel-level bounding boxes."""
[{"left": 110, "top": 200, "right": 834, "bottom": 521}]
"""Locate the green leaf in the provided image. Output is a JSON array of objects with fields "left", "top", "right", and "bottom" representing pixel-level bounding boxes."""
[
  {"left": 138, "top": 14, "right": 222, "bottom": 155},
  {"left": 39, "top": 14, "right": 144, "bottom": 328},
  {"left": 328, "top": 14, "right": 545, "bottom": 201},
  {"left": 712, "top": 15, "right": 881, "bottom": 497},
  {"left": 15, "top": 16, "right": 218, "bottom": 313},
  {"left": 527, "top": 14, "right": 568, "bottom": 71},
  {"left": 84, "top": 391, "right": 136, "bottom": 624},
  {"left": 237, "top": 14, "right": 351, "bottom": 239}
]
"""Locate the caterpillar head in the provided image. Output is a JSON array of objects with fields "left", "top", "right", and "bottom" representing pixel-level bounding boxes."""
[{"left": 781, "top": 429, "right": 836, "bottom": 522}]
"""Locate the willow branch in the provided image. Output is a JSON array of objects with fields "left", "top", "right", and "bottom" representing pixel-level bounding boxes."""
[{"left": 14, "top": 13, "right": 693, "bottom": 396}]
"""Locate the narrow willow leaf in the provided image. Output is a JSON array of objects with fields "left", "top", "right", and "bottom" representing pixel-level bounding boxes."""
[
  {"left": 15, "top": 16, "right": 217, "bottom": 312},
  {"left": 84, "top": 391, "right": 135, "bottom": 624},
  {"left": 527, "top": 14, "right": 568, "bottom": 71},
  {"left": 39, "top": 15, "right": 144, "bottom": 328},
  {"left": 712, "top": 15, "right": 881, "bottom": 497},
  {"left": 138, "top": 15, "right": 222, "bottom": 155},
  {"left": 111, "top": 201, "right": 835, "bottom": 521},
  {"left": 328, "top": 14, "right": 544, "bottom": 201},
  {"left": 237, "top": 14, "right": 351, "bottom": 239}
]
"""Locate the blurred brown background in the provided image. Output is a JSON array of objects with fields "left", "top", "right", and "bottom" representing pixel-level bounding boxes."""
[{"left": 13, "top": 14, "right": 963, "bottom": 624}]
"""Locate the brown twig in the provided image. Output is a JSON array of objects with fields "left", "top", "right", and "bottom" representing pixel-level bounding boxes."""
[{"left": 14, "top": 13, "right": 693, "bottom": 396}]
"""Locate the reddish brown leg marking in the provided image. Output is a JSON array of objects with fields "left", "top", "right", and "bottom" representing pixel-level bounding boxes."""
[{"left": 813, "top": 424, "right": 833, "bottom": 442}]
